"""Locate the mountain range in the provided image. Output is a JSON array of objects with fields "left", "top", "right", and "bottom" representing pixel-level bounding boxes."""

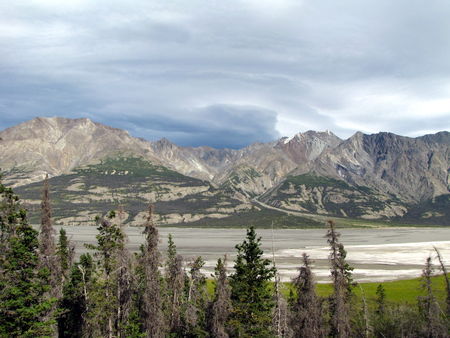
[{"left": 0, "top": 117, "right": 449, "bottom": 226}]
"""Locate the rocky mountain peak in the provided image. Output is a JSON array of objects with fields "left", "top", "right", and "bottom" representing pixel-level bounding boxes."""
[
  {"left": 0, "top": 116, "right": 157, "bottom": 186},
  {"left": 276, "top": 130, "right": 342, "bottom": 163},
  {"left": 152, "top": 137, "right": 177, "bottom": 150},
  {"left": 311, "top": 130, "right": 449, "bottom": 203},
  {"left": 419, "top": 131, "right": 450, "bottom": 145}
]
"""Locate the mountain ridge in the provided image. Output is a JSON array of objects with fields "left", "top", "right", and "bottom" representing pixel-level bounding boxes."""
[{"left": 1, "top": 117, "right": 449, "bottom": 225}]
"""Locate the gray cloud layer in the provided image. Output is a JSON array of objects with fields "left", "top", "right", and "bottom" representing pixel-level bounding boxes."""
[{"left": 1, "top": 0, "right": 449, "bottom": 147}]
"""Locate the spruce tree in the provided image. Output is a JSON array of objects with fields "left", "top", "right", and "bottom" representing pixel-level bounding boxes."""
[
  {"left": 164, "top": 234, "right": 186, "bottom": 335},
  {"left": 140, "top": 204, "right": 164, "bottom": 337},
  {"left": 291, "top": 253, "right": 323, "bottom": 337},
  {"left": 116, "top": 231, "right": 135, "bottom": 337},
  {"left": 0, "top": 181, "right": 55, "bottom": 336},
  {"left": 39, "top": 175, "right": 61, "bottom": 299},
  {"left": 57, "top": 228, "right": 74, "bottom": 283},
  {"left": 0, "top": 176, "right": 21, "bottom": 255},
  {"left": 434, "top": 247, "right": 450, "bottom": 319},
  {"left": 84, "top": 212, "right": 131, "bottom": 337},
  {"left": 57, "top": 253, "right": 95, "bottom": 337},
  {"left": 372, "top": 284, "right": 392, "bottom": 338},
  {"left": 229, "top": 226, "right": 276, "bottom": 337},
  {"left": 417, "top": 256, "right": 446, "bottom": 337},
  {"left": 326, "top": 220, "right": 353, "bottom": 338}
]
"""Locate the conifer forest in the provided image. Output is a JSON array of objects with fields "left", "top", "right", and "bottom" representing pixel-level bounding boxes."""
[{"left": 1, "top": 177, "right": 449, "bottom": 338}]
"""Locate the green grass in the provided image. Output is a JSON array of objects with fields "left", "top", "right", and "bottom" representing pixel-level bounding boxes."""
[
  {"left": 309, "top": 274, "right": 449, "bottom": 304},
  {"left": 207, "top": 274, "right": 449, "bottom": 306}
]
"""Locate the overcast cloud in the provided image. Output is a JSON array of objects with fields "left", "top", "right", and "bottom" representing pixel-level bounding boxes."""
[{"left": 1, "top": 0, "right": 449, "bottom": 148}]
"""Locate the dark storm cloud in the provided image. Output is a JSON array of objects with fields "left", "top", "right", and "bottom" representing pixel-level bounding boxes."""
[
  {"left": 97, "top": 104, "right": 280, "bottom": 149},
  {"left": 0, "top": 0, "right": 449, "bottom": 147}
]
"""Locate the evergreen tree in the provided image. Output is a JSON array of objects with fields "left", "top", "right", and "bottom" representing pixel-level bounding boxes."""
[
  {"left": 39, "top": 175, "right": 55, "bottom": 257},
  {"left": 39, "top": 175, "right": 62, "bottom": 300},
  {"left": 326, "top": 220, "right": 354, "bottom": 338},
  {"left": 434, "top": 247, "right": 450, "bottom": 319},
  {"left": 116, "top": 231, "right": 135, "bottom": 337},
  {"left": 375, "top": 284, "right": 386, "bottom": 317},
  {"left": 372, "top": 284, "right": 396, "bottom": 338},
  {"left": 417, "top": 256, "right": 446, "bottom": 337},
  {"left": 0, "top": 176, "right": 21, "bottom": 255},
  {"left": 229, "top": 226, "right": 276, "bottom": 337},
  {"left": 84, "top": 212, "right": 131, "bottom": 337},
  {"left": 208, "top": 257, "right": 232, "bottom": 338},
  {"left": 0, "top": 181, "right": 55, "bottom": 337},
  {"left": 57, "top": 228, "right": 74, "bottom": 283},
  {"left": 164, "top": 234, "right": 186, "bottom": 335},
  {"left": 139, "top": 204, "right": 164, "bottom": 337},
  {"left": 57, "top": 253, "right": 94, "bottom": 337},
  {"left": 291, "top": 253, "right": 323, "bottom": 337}
]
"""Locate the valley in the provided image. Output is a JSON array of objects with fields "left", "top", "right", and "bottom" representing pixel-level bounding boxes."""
[{"left": 51, "top": 225, "right": 450, "bottom": 283}]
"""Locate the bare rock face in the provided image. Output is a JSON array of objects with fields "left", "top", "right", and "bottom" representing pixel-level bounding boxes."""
[
  {"left": 276, "top": 130, "right": 342, "bottom": 163},
  {"left": 0, "top": 117, "right": 159, "bottom": 186},
  {"left": 304, "top": 131, "right": 450, "bottom": 203},
  {"left": 150, "top": 138, "right": 236, "bottom": 182},
  {"left": 213, "top": 131, "right": 343, "bottom": 197}
]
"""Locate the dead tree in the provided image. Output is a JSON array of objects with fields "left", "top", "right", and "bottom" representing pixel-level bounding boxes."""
[
  {"left": 185, "top": 256, "right": 208, "bottom": 335},
  {"left": 208, "top": 256, "right": 232, "bottom": 338},
  {"left": 271, "top": 223, "right": 292, "bottom": 338}
]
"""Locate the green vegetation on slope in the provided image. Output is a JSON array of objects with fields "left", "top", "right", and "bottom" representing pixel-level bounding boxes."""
[
  {"left": 284, "top": 173, "right": 355, "bottom": 190},
  {"left": 263, "top": 173, "right": 406, "bottom": 219},
  {"left": 397, "top": 194, "right": 450, "bottom": 226},
  {"left": 15, "top": 156, "right": 245, "bottom": 225}
]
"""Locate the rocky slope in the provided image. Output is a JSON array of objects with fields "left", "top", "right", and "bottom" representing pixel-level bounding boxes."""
[
  {"left": 0, "top": 117, "right": 158, "bottom": 186},
  {"left": 0, "top": 117, "right": 342, "bottom": 195},
  {"left": 292, "top": 131, "right": 450, "bottom": 203},
  {"left": 260, "top": 173, "right": 407, "bottom": 220},
  {"left": 1, "top": 117, "right": 449, "bottom": 225}
]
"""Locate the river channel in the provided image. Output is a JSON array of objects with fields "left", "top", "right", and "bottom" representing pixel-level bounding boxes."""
[{"left": 56, "top": 226, "right": 450, "bottom": 283}]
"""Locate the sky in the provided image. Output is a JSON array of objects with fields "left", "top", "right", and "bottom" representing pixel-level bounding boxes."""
[{"left": 1, "top": 0, "right": 450, "bottom": 148}]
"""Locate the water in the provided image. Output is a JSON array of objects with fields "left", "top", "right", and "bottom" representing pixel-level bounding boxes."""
[{"left": 56, "top": 226, "right": 450, "bottom": 283}]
